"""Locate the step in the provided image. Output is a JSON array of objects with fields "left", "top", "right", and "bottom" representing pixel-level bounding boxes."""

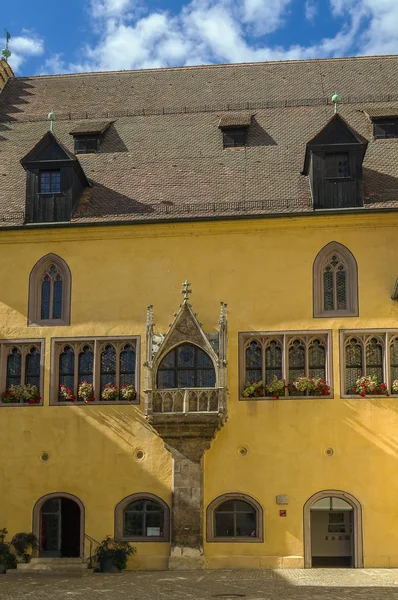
[{"left": 7, "top": 558, "right": 94, "bottom": 576}]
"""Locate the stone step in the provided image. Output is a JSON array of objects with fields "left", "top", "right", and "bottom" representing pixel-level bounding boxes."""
[{"left": 7, "top": 558, "right": 94, "bottom": 576}]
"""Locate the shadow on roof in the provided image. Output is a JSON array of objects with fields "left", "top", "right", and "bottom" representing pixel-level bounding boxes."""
[{"left": 73, "top": 182, "right": 155, "bottom": 219}]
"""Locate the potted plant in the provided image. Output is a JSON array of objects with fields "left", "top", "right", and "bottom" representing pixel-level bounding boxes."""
[
  {"left": 59, "top": 384, "right": 76, "bottom": 402},
  {"left": 78, "top": 381, "right": 96, "bottom": 403},
  {"left": 102, "top": 383, "right": 119, "bottom": 401},
  {"left": 0, "top": 529, "right": 17, "bottom": 574},
  {"left": 292, "top": 375, "right": 331, "bottom": 396},
  {"left": 11, "top": 532, "right": 38, "bottom": 564},
  {"left": 2, "top": 385, "right": 41, "bottom": 404},
  {"left": 265, "top": 376, "right": 286, "bottom": 398},
  {"left": 242, "top": 381, "right": 265, "bottom": 398},
  {"left": 352, "top": 375, "right": 389, "bottom": 397},
  {"left": 94, "top": 536, "right": 136, "bottom": 573},
  {"left": 392, "top": 380, "right": 398, "bottom": 394},
  {"left": 120, "top": 384, "right": 137, "bottom": 402}
]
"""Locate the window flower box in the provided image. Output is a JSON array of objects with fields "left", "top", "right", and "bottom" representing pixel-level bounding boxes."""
[
  {"left": 352, "top": 375, "right": 389, "bottom": 397},
  {"left": 291, "top": 376, "right": 331, "bottom": 396},
  {"left": 2, "top": 384, "right": 41, "bottom": 404},
  {"left": 78, "top": 381, "right": 95, "bottom": 403}
]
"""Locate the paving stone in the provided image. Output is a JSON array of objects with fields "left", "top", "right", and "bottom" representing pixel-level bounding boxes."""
[{"left": 2, "top": 569, "right": 398, "bottom": 600}]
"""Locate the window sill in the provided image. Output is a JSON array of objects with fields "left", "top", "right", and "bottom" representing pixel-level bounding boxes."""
[
  {"left": 314, "top": 311, "right": 358, "bottom": 318},
  {"left": 116, "top": 536, "right": 169, "bottom": 543},
  {"left": 239, "top": 395, "right": 333, "bottom": 402},
  {"left": 342, "top": 394, "right": 391, "bottom": 399},
  {"left": 0, "top": 402, "right": 43, "bottom": 407},
  {"left": 50, "top": 399, "right": 140, "bottom": 406},
  {"left": 207, "top": 537, "right": 262, "bottom": 543},
  {"left": 28, "top": 320, "right": 69, "bottom": 327}
]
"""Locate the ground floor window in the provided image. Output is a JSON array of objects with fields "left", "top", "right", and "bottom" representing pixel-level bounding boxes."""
[
  {"left": 115, "top": 493, "right": 170, "bottom": 542},
  {"left": 206, "top": 493, "right": 263, "bottom": 542}
]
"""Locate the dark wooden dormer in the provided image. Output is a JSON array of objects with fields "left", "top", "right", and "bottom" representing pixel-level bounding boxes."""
[
  {"left": 302, "top": 114, "right": 368, "bottom": 209},
  {"left": 20, "top": 131, "right": 89, "bottom": 224}
]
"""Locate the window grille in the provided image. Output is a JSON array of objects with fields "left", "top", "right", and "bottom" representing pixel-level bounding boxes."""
[
  {"left": 373, "top": 118, "right": 398, "bottom": 139},
  {"left": 0, "top": 341, "right": 44, "bottom": 403},
  {"left": 39, "top": 170, "right": 61, "bottom": 194},
  {"left": 156, "top": 343, "right": 216, "bottom": 389},
  {"left": 53, "top": 338, "right": 138, "bottom": 403},
  {"left": 325, "top": 153, "right": 350, "bottom": 178},
  {"left": 123, "top": 499, "right": 165, "bottom": 538},
  {"left": 222, "top": 128, "right": 247, "bottom": 148},
  {"left": 341, "top": 331, "right": 398, "bottom": 395},
  {"left": 313, "top": 242, "right": 358, "bottom": 318},
  {"left": 241, "top": 332, "right": 330, "bottom": 397},
  {"left": 29, "top": 254, "right": 71, "bottom": 326},
  {"left": 74, "top": 135, "right": 99, "bottom": 154}
]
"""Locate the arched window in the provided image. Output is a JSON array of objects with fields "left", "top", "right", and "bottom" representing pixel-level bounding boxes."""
[
  {"left": 101, "top": 344, "right": 117, "bottom": 392},
  {"left": 157, "top": 343, "right": 216, "bottom": 389},
  {"left": 206, "top": 493, "right": 263, "bottom": 542},
  {"left": 313, "top": 242, "right": 358, "bottom": 317},
  {"left": 28, "top": 254, "right": 71, "bottom": 326},
  {"left": 343, "top": 334, "right": 385, "bottom": 394},
  {"left": 3, "top": 343, "right": 43, "bottom": 403},
  {"left": 115, "top": 493, "right": 170, "bottom": 542}
]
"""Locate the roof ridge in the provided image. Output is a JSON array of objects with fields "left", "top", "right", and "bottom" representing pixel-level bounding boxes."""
[{"left": 15, "top": 53, "right": 398, "bottom": 80}]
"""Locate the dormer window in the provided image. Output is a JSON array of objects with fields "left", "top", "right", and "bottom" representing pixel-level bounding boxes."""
[
  {"left": 218, "top": 113, "right": 253, "bottom": 149},
  {"left": 302, "top": 114, "right": 368, "bottom": 210},
  {"left": 69, "top": 120, "right": 113, "bottom": 155},
  {"left": 373, "top": 117, "right": 398, "bottom": 139},
  {"left": 40, "top": 170, "right": 61, "bottom": 194},
  {"left": 74, "top": 135, "right": 99, "bottom": 155},
  {"left": 325, "top": 153, "right": 350, "bottom": 179}
]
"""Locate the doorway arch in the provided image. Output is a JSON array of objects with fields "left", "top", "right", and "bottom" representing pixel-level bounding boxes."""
[
  {"left": 33, "top": 492, "right": 85, "bottom": 558},
  {"left": 303, "top": 490, "right": 363, "bottom": 568}
]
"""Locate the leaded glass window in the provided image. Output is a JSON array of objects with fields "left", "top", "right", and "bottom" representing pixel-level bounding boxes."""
[
  {"left": 124, "top": 499, "right": 165, "bottom": 538},
  {"left": 314, "top": 242, "right": 358, "bottom": 318},
  {"left": 245, "top": 341, "right": 262, "bottom": 383},
  {"left": 59, "top": 346, "right": 75, "bottom": 397},
  {"left": 100, "top": 345, "right": 117, "bottom": 392},
  {"left": 157, "top": 343, "right": 216, "bottom": 389},
  {"left": 323, "top": 254, "right": 347, "bottom": 312},
  {"left": 6, "top": 348, "right": 22, "bottom": 389},
  {"left": 40, "top": 265, "right": 63, "bottom": 321},
  {"left": 241, "top": 333, "right": 331, "bottom": 398},
  {"left": 25, "top": 348, "right": 41, "bottom": 387},
  {"left": 214, "top": 500, "right": 256, "bottom": 538},
  {"left": 120, "top": 345, "right": 136, "bottom": 387},
  {"left": 390, "top": 338, "right": 398, "bottom": 388},
  {"left": 78, "top": 346, "right": 93, "bottom": 386},
  {"left": 343, "top": 333, "right": 387, "bottom": 394}
]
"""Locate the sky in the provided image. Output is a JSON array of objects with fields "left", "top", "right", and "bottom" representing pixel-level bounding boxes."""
[{"left": 2, "top": 0, "right": 398, "bottom": 76}]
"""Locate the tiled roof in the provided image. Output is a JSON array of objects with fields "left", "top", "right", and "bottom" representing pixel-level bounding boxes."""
[
  {"left": 69, "top": 120, "right": 114, "bottom": 135},
  {"left": 1, "top": 55, "right": 398, "bottom": 226},
  {"left": 363, "top": 107, "right": 398, "bottom": 118},
  {"left": 218, "top": 114, "right": 253, "bottom": 128}
]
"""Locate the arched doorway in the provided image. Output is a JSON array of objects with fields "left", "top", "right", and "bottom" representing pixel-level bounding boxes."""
[
  {"left": 303, "top": 490, "right": 363, "bottom": 568},
  {"left": 33, "top": 493, "right": 84, "bottom": 558}
]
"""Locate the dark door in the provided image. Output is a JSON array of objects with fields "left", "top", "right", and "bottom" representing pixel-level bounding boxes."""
[{"left": 40, "top": 497, "right": 81, "bottom": 558}]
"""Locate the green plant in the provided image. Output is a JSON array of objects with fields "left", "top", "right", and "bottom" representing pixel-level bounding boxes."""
[
  {"left": 0, "top": 529, "right": 17, "bottom": 570},
  {"left": 2, "top": 385, "right": 41, "bottom": 404},
  {"left": 242, "top": 381, "right": 265, "bottom": 398},
  {"left": 94, "top": 536, "right": 136, "bottom": 571},
  {"left": 352, "top": 375, "right": 389, "bottom": 397},
  {"left": 11, "top": 532, "right": 38, "bottom": 563}
]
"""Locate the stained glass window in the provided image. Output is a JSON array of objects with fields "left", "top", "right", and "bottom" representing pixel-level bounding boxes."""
[
  {"left": 59, "top": 346, "right": 75, "bottom": 398},
  {"left": 157, "top": 343, "right": 216, "bottom": 389},
  {"left": 308, "top": 340, "right": 326, "bottom": 381},
  {"left": 288, "top": 339, "right": 306, "bottom": 392},
  {"left": 120, "top": 345, "right": 136, "bottom": 387},
  {"left": 366, "top": 337, "right": 383, "bottom": 383},
  {"left": 101, "top": 345, "right": 117, "bottom": 393},
  {"left": 40, "top": 265, "right": 63, "bottom": 321},
  {"left": 124, "top": 499, "right": 165, "bottom": 538},
  {"left": 25, "top": 348, "right": 41, "bottom": 388},
  {"left": 214, "top": 500, "right": 256, "bottom": 538},
  {"left": 6, "top": 348, "right": 22, "bottom": 389}
]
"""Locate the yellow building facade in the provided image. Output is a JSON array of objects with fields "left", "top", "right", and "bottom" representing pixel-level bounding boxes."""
[{"left": 1, "top": 55, "right": 398, "bottom": 571}]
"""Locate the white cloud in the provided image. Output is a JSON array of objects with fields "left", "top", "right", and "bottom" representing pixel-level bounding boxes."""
[
  {"left": 39, "top": 0, "right": 398, "bottom": 76},
  {"left": 8, "top": 32, "right": 44, "bottom": 72},
  {"left": 305, "top": 0, "right": 318, "bottom": 21}
]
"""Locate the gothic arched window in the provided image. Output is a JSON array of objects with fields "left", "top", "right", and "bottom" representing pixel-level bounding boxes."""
[
  {"left": 28, "top": 254, "right": 71, "bottom": 326},
  {"left": 313, "top": 242, "right": 358, "bottom": 317},
  {"left": 156, "top": 343, "right": 216, "bottom": 389}
]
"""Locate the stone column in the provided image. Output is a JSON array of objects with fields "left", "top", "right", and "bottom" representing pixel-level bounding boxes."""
[{"left": 166, "top": 438, "right": 210, "bottom": 570}]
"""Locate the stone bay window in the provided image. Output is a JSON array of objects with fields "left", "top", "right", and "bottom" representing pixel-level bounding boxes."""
[{"left": 144, "top": 281, "right": 228, "bottom": 569}]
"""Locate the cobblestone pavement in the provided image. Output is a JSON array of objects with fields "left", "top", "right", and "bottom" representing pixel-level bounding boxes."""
[{"left": 2, "top": 569, "right": 398, "bottom": 600}]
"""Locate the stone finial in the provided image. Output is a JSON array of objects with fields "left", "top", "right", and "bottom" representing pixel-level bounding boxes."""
[
  {"left": 181, "top": 280, "right": 192, "bottom": 302},
  {"left": 332, "top": 92, "right": 341, "bottom": 114},
  {"left": 48, "top": 110, "right": 56, "bottom": 133}
]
